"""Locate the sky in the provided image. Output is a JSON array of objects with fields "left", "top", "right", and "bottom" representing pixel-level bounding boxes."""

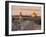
[{"left": 11, "top": 5, "right": 41, "bottom": 16}]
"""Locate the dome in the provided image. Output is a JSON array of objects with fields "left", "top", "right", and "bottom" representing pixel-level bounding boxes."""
[{"left": 32, "top": 11, "right": 37, "bottom": 17}]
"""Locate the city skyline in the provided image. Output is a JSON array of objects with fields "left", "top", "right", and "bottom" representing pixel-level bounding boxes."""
[{"left": 11, "top": 5, "right": 41, "bottom": 16}]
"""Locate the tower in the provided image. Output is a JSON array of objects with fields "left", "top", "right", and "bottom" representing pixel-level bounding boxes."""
[
  {"left": 19, "top": 12, "right": 23, "bottom": 30},
  {"left": 19, "top": 12, "right": 22, "bottom": 23}
]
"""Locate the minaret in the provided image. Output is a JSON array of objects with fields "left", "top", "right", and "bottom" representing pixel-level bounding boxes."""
[
  {"left": 19, "top": 12, "right": 22, "bottom": 23},
  {"left": 19, "top": 12, "right": 23, "bottom": 30},
  {"left": 20, "top": 12, "right": 22, "bottom": 16}
]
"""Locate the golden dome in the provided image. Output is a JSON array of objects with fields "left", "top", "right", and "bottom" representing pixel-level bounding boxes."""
[{"left": 32, "top": 11, "right": 37, "bottom": 17}]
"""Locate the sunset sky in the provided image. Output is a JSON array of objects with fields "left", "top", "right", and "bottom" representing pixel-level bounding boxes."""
[{"left": 11, "top": 5, "right": 41, "bottom": 16}]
